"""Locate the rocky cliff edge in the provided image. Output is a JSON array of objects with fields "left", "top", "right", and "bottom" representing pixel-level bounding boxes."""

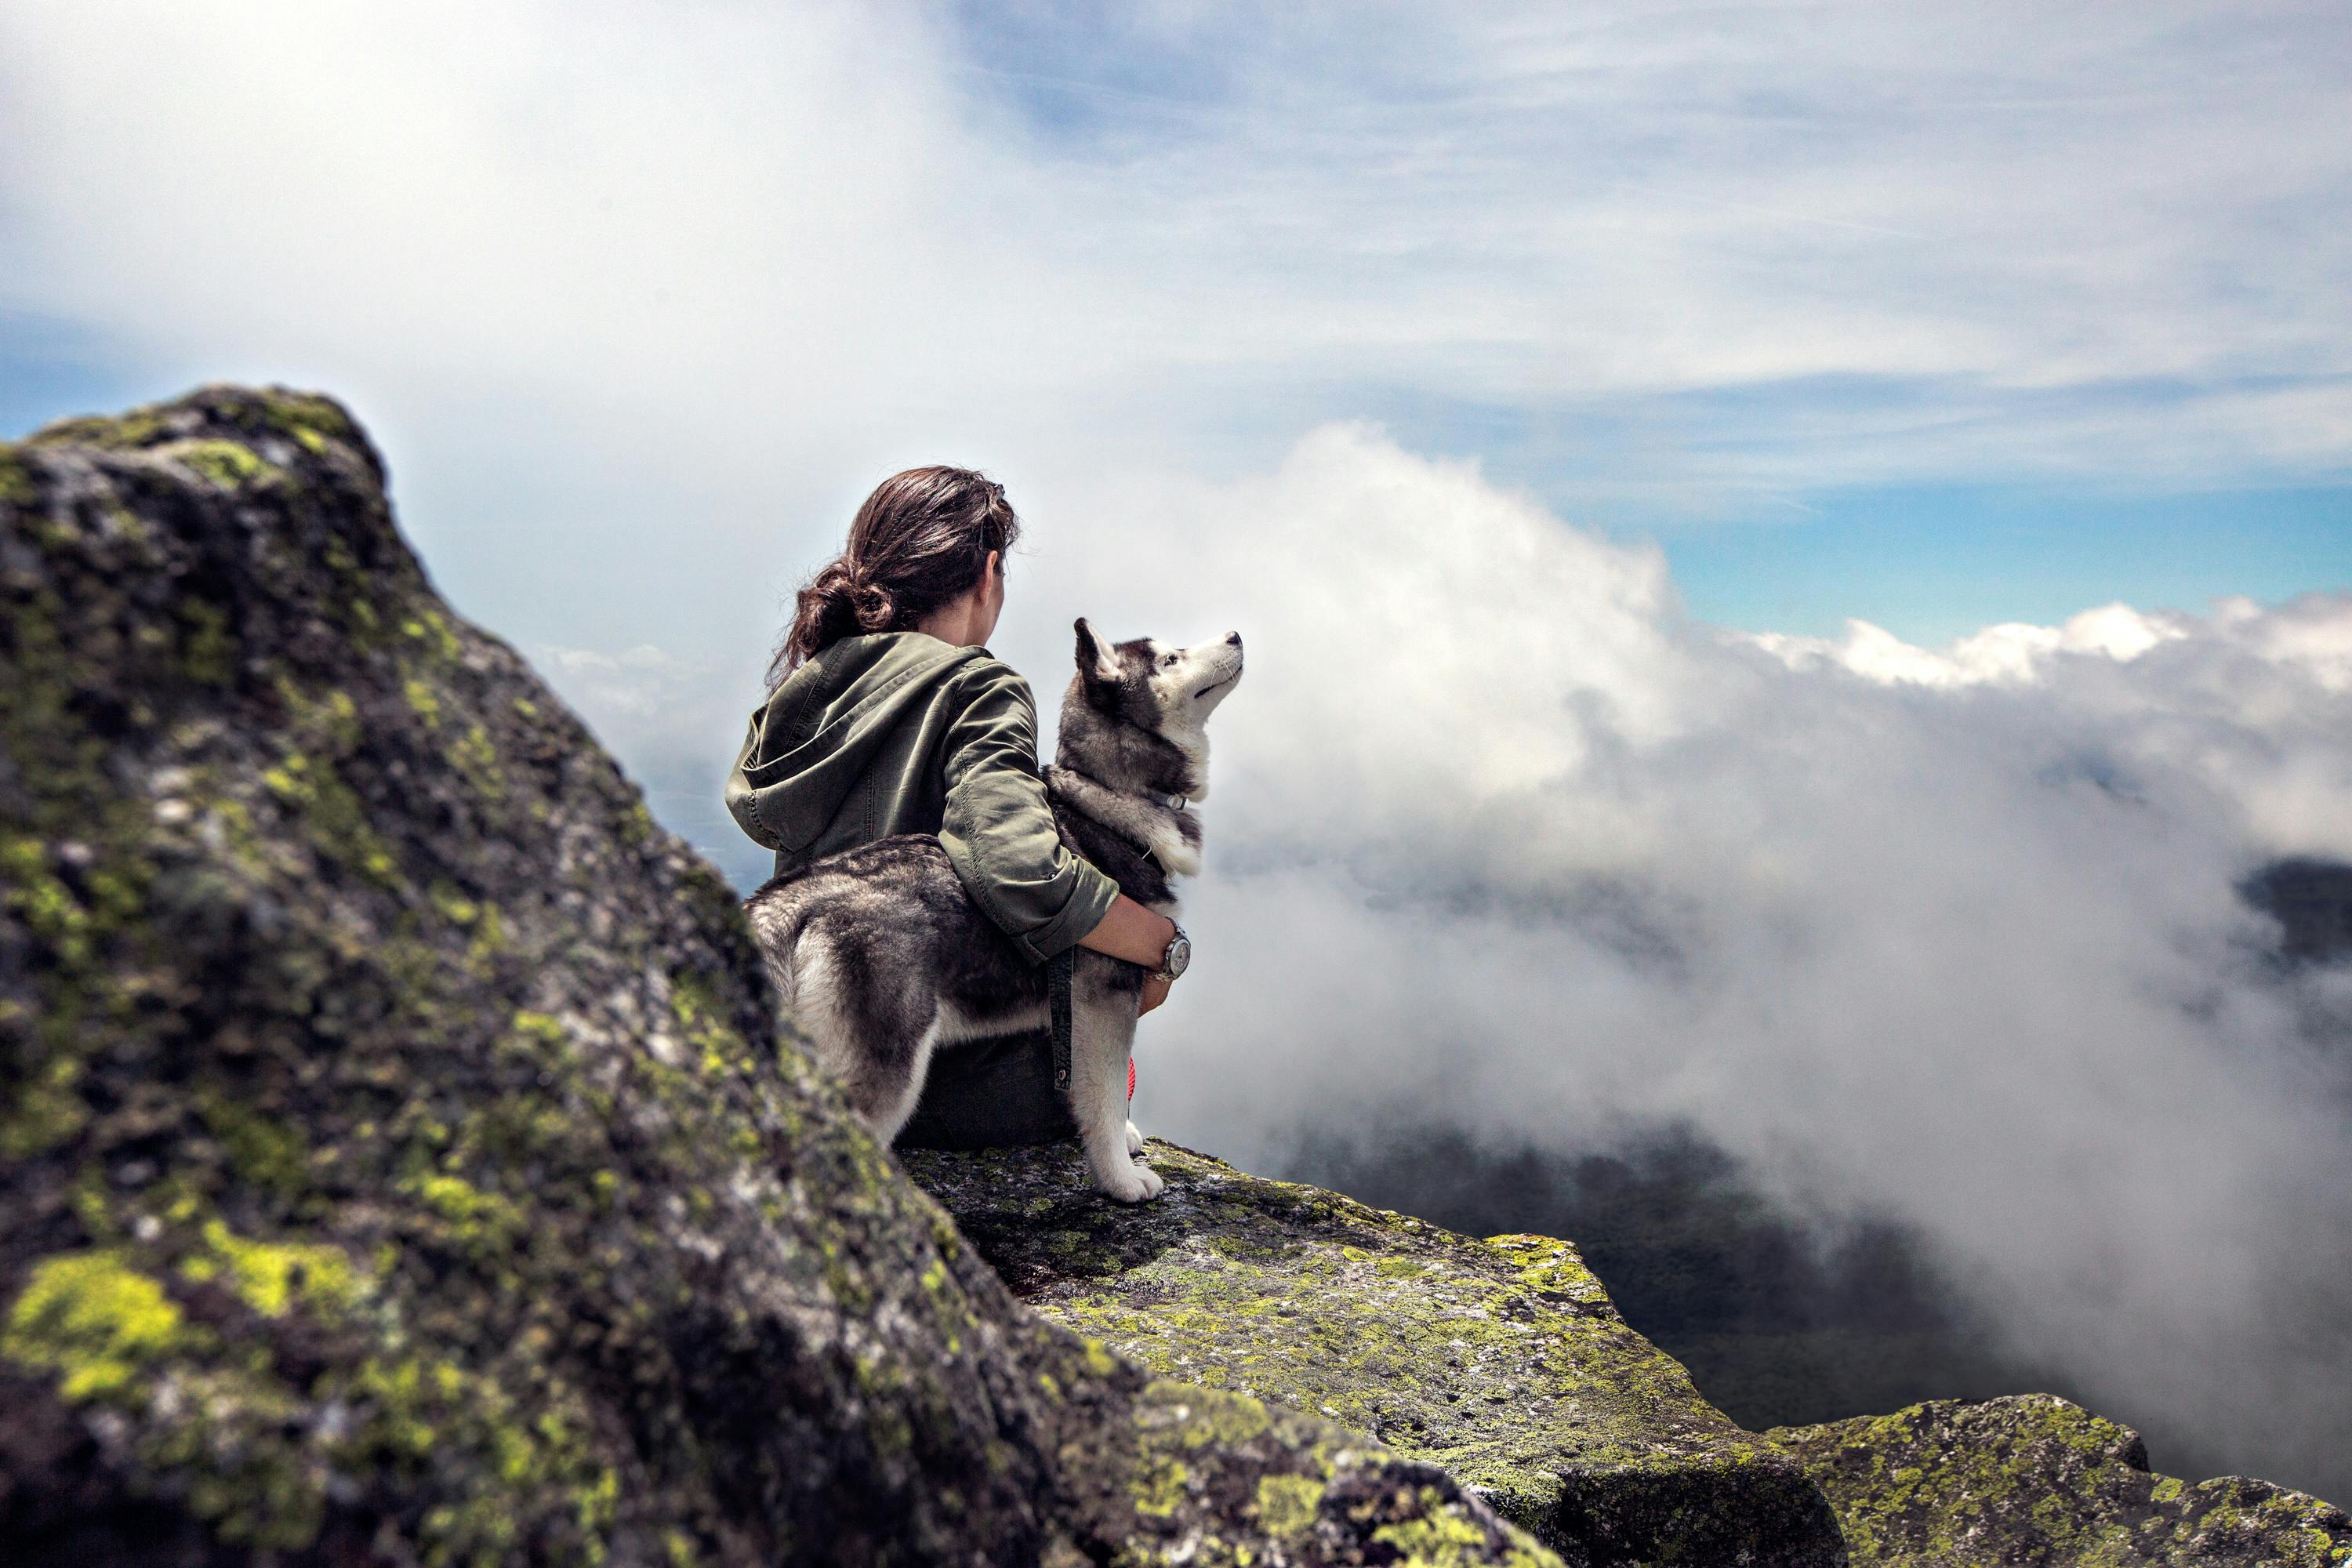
[{"left": 0, "top": 387, "right": 1557, "bottom": 1567}]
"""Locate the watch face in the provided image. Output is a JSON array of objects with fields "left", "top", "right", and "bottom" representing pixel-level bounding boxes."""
[{"left": 1165, "top": 935, "right": 1191, "bottom": 979}]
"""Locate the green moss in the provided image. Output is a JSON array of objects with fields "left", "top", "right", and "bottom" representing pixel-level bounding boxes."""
[
  {"left": 4, "top": 834, "right": 89, "bottom": 963},
  {"left": 406, "top": 676, "right": 444, "bottom": 727},
  {"left": 183, "top": 1220, "right": 361, "bottom": 1319},
  {"left": 0, "top": 443, "right": 33, "bottom": 506},
  {"left": 274, "top": 674, "right": 363, "bottom": 755},
  {"left": 402, "top": 608, "right": 463, "bottom": 663},
  {"left": 509, "top": 1010, "right": 568, "bottom": 1049},
  {"left": 1373, "top": 1493, "right": 1548, "bottom": 1568},
  {"left": 449, "top": 723, "right": 506, "bottom": 801},
  {"left": 669, "top": 971, "right": 757, "bottom": 1078},
  {"left": 254, "top": 389, "right": 356, "bottom": 448},
  {"left": 162, "top": 438, "right": 275, "bottom": 489},
  {"left": 430, "top": 880, "right": 481, "bottom": 924},
  {"left": 338, "top": 1354, "right": 615, "bottom": 1566},
  {"left": 178, "top": 597, "right": 235, "bottom": 685},
  {"left": 70, "top": 1164, "right": 118, "bottom": 1242},
  {"left": 409, "top": 1173, "right": 528, "bottom": 1251},
  {"left": 2, "top": 1052, "right": 88, "bottom": 1158},
  {"left": 198, "top": 1092, "right": 310, "bottom": 1200},
  {"left": 1134, "top": 1454, "right": 1190, "bottom": 1517},
  {"left": 4, "top": 1250, "right": 187, "bottom": 1399},
  {"left": 27, "top": 408, "right": 165, "bottom": 448},
  {"left": 262, "top": 751, "right": 401, "bottom": 887},
  {"left": 1157, "top": 1382, "right": 1273, "bottom": 1448},
  {"left": 1254, "top": 1473, "right": 1325, "bottom": 1537}
]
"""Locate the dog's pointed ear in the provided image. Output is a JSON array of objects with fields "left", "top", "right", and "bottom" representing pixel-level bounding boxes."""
[{"left": 1074, "top": 617, "right": 1121, "bottom": 687}]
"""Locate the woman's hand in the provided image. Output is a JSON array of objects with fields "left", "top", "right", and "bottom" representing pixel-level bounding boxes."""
[
  {"left": 1080, "top": 896, "right": 1179, "bottom": 1015},
  {"left": 1138, "top": 975, "right": 1172, "bottom": 1017},
  {"left": 1078, "top": 895, "right": 1180, "bottom": 970}
]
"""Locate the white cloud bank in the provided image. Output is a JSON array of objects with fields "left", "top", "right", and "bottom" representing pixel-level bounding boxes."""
[{"left": 1018, "top": 426, "right": 2352, "bottom": 1494}]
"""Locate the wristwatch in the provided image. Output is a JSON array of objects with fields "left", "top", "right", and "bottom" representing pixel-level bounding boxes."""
[{"left": 1151, "top": 923, "right": 1191, "bottom": 983}]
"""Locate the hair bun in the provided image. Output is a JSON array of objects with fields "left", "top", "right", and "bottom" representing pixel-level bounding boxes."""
[{"left": 851, "top": 580, "right": 898, "bottom": 631}]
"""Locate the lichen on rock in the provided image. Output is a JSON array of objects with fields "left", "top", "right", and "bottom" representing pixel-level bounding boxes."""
[
  {"left": 1, "top": 387, "right": 1561, "bottom": 1566},
  {"left": 905, "top": 1138, "right": 1845, "bottom": 1565},
  {"left": 1771, "top": 1394, "right": 2352, "bottom": 1566}
]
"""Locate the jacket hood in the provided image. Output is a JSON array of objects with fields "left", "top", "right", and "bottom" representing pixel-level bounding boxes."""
[{"left": 725, "top": 633, "right": 991, "bottom": 854}]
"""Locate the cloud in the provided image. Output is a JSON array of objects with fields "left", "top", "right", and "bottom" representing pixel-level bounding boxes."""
[
  {"left": 1011, "top": 425, "right": 2352, "bottom": 1494},
  {"left": 1747, "top": 603, "right": 2194, "bottom": 687},
  {"left": 535, "top": 643, "right": 711, "bottom": 720},
  {"left": 5, "top": 2, "right": 2351, "bottom": 506}
]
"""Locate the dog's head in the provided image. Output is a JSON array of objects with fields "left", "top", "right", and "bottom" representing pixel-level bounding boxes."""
[{"left": 1062, "top": 618, "right": 1243, "bottom": 796}]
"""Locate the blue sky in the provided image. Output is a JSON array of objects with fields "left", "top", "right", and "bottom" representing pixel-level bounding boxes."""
[
  {"left": 1659, "top": 481, "right": 2350, "bottom": 643},
  {"left": 929, "top": 3, "right": 2350, "bottom": 641}
]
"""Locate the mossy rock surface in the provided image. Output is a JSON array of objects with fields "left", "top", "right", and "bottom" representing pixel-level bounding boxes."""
[
  {"left": 906, "top": 1138, "right": 1845, "bottom": 1566},
  {"left": 1772, "top": 1395, "right": 2351, "bottom": 1566},
  {"left": 0, "top": 387, "right": 1561, "bottom": 1566}
]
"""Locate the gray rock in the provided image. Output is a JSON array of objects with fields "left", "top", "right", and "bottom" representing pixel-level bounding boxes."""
[
  {"left": 0, "top": 387, "right": 1559, "bottom": 1566},
  {"left": 1771, "top": 1395, "right": 2351, "bottom": 1566},
  {"left": 906, "top": 1138, "right": 1846, "bottom": 1566}
]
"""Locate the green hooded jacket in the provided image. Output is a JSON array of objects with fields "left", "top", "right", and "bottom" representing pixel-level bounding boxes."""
[{"left": 724, "top": 631, "right": 1120, "bottom": 964}]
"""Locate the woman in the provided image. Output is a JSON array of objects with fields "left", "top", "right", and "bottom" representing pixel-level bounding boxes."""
[{"left": 724, "top": 466, "right": 1185, "bottom": 1148}]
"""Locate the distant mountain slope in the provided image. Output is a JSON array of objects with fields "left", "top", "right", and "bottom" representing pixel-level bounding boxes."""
[{"left": 2244, "top": 858, "right": 2352, "bottom": 967}]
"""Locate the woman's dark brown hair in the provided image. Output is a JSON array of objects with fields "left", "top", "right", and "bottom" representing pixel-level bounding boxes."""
[{"left": 770, "top": 466, "right": 1020, "bottom": 686}]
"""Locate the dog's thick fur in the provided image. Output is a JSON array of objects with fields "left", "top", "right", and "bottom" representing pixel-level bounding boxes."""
[{"left": 743, "top": 619, "right": 1243, "bottom": 1201}]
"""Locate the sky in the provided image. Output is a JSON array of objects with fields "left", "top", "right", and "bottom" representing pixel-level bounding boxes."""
[{"left": 5, "top": 1, "right": 2352, "bottom": 1498}]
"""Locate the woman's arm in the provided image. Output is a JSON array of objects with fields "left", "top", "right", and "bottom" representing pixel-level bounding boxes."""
[
  {"left": 1076, "top": 893, "right": 1178, "bottom": 969},
  {"left": 938, "top": 662, "right": 1123, "bottom": 962},
  {"left": 1078, "top": 897, "right": 1180, "bottom": 1016}
]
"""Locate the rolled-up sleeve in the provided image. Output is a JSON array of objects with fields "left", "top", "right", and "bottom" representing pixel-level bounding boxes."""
[{"left": 936, "top": 662, "right": 1121, "bottom": 964}]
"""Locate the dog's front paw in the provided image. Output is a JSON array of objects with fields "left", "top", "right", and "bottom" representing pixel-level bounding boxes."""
[
  {"left": 1100, "top": 1162, "right": 1166, "bottom": 1203},
  {"left": 1124, "top": 1119, "right": 1146, "bottom": 1157}
]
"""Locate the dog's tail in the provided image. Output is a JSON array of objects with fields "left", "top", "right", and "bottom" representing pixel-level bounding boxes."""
[{"left": 742, "top": 880, "right": 818, "bottom": 1011}]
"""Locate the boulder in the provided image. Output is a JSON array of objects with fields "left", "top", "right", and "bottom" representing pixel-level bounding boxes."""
[
  {"left": 1771, "top": 1395, "right": 2352, "bottom": 1566},
  {"left": 0, "top": 387, "right": 1559, "bottom": 1566},
  {"left": 905, "top": 1139, "right": 1846, "bottom": 1566}
]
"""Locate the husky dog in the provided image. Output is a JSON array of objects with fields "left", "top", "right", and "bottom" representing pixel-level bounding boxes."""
[{"left": 743, "top": 619, "right": 1243, "bottom": 1201}]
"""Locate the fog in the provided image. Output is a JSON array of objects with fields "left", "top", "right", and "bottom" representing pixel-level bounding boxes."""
[{"left": 1014, "top": 429, "right": 2352, "bottom": 1495}]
